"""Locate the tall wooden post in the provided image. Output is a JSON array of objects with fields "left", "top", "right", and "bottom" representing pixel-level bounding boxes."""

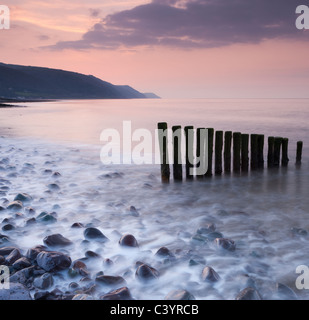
[
  {"left": 250, "top": 134, "right": 258, "bottom": 170},
  {"left": 274, "top": 137, "right": 283, "bottom": 167},
  {"left": 196, "top": 128, "right": 205, "bottom": 179},
  {"left": 206, "top": 128, "right": 214, "bottom": 177},
  {"left": 296, "top": 141, "right": 303, "bottom": 165},
  {"left": 241, "top": 134, "right": 249, "bottom": 172},
  {"left": 224, "top": 131, "right": 232, "bottom": 173},
  {"left": 172, "top": 125, "right": 183, "bottom": 181},
  {"left": 233, "top": 132, "right": 241, "bottom": 173},
  {"left": 215, "top": 131, "right": 223, "bottom": 175},
  {"left": 157, "top": 122, "right": 170, "bottom": 183},
  {"left": 267, "top": 136, "right": 275, "bottom": 168},
  {"left": 184, "top": 126, "right": 194, "bottom": 179},
  {"left": 257, "top": 134, "right": 264, "bottom": 169},
  {"left": 281, "top": 138, "right": 289, "bottom": 166}
]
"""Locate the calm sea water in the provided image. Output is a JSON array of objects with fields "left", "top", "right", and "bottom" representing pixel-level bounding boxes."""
[{"left": 0, "top": 99, "right": 308, "bottom": 299}]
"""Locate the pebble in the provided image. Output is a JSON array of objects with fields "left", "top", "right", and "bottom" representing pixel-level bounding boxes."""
[
  {"left": 14, "top": 193, "right": 32, "bottom": 203},
  {"left": 95, "top": 275, "right": 126, "bottom": 287},
  {"left": 155, "top": 247, "right": 174, "bottom": 258},
  {"left": 84, "top": 227, "right": 109, "bottom": 242},
  {"left": 119, "top": 234, "right": 139, "bottom": 248},
  {"left": 214, "top": 238, "right": 236, "bottom": 252},
  {"left": 36, "top": 251, "right": 72, "bottom": 272},
  {"left": 43, "top": 233, "right": 73, "bottom": 247},
  {"left": 165, "top": 289, "right": 195, "bottom": 300},
  {"left": 5, "top": 248, "right": 22, "bottom": 265},
  {"left": 100, "top": 287, "right": 133, "bottom": 300},
  {"left": 12, "top": 257, "right": 32, "bottom": 271},
  {"left": 6, "top": 200, "right": 23, "bottom": 211},
  {"left": 36, "top": 212, "right": 57, "bottom": 224},
  {"left": 201, "top": 266, "right": 221, "bottom": 282},
  {"left": 33, "top": 273, "right": 54, "bottom": 290},
  {"left": 235, "top": 287, "right": 262, "bottom": 300},
  {"left": 135, "top": 263, "right": 160, "bottom": 282}
]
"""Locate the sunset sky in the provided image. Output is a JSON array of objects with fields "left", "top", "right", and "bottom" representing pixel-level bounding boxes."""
[{"left": 1, "top": 0, "right": 309, "bottom": 98}]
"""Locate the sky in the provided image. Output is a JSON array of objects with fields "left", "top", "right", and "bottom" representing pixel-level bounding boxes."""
[{"left": 0, "top": 0, "right": 309, "bottom": 98}]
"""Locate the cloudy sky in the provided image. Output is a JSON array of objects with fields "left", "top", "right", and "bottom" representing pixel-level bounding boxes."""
[{"left": 1, "top": 0, "right": 309, "bottom": 98}]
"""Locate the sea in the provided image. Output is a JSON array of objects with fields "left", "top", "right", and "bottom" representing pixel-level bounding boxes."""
[{"left": 0, "top": 98, "right": 308, "bottom": 300}]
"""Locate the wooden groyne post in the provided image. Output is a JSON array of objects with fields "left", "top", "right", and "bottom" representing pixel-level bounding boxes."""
[
  {"left": 157, "top": 122, "right": 170, "bottom": 183},
  {"left": 281, "top": 138, "right": 289, "bottom": 166},
  {"left": 233, "top": 132, "right": 241, "bottom": 173},
  {"left": 274, "top": 137, "right": 283, "bottom": 167},
  {"left": 206, "top": 128, "right": 214, "bottom": 177},
  {"left": 224, "top": 131, "right": 232, "bottom": 173},
  {"left": 172, "top": 125, "right": 183, "bottom": 181},
  {"left": 215, "top": 131, "right": 223, "bottom": 175},
  {"left": 267, "top": 136, "right": 275, "bottom": 168},
  {"left": 257, "top": 134, "right": 264, "bottom": 168},
  {"left": 184, "top": 126, "right": 194, "bottom": 179},
  {"left": 241, "top": 134, "right": 249, "bottom": 172},
  {"left": 250, "top": 134, "right": 258, "bottom": 170},
  {"left": 296, "top": 141, "right": 303, "bottom": 165},
  {"left": 196, "top": 128, "right": 206, "bottom": 179}
]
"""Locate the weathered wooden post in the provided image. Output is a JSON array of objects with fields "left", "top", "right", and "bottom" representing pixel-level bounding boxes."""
[
  {"left": 215, "top": 131, "right": 223, "bottom": 175},
  {"left": 273, "top": 137, "right": 283, "bottom": 167},
  {"left": 257, "top": 134, "right": 264, "bottom": 169},
  {"left": 205, "top": 128, "right": 214, "bottom": 177},
  {"left": 233, "top": 132, "right": 241, "bottom": 173},
  {"left": 224, "top": 131, "right": 232, "bottom": 173},
  {"left": 172, "top": 125, "right": 183, "bottom": 181},
  {"left": 157, "top": 122, "right": 170, "bottom": 183},
  {"left": 196, "top": 128, "right": 207, "bottom": 179},
  {"left": 241, "top": 134, "right": 249, "bottom": 172},
  {"left": 184, "top": 126, "right": 194, "bottom": 179},
  {"left": 267, "top": 136, "right": 275, "bottom": 168},
  {"left": 250, "top": 134, "right": 258, "bottom": 170},
  {"left": 296, "top": 141, "right": 303, "bottom": 165},
  {"left": 281, "top": 138, "right": 289, "bottom": 166}
]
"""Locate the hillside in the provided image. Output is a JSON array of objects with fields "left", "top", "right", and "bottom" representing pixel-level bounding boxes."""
[{"left": 0, "top": 63, "right": 148, "bottom": 100}]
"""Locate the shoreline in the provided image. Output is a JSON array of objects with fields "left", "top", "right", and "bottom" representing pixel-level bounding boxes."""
[{"left": 0, "top": 135, "right": 308, "bottom": 300}]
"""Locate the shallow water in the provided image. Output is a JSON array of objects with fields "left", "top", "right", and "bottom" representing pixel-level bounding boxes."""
[{"left": 0, "top": 99, "right": 308, "bottom": 299}]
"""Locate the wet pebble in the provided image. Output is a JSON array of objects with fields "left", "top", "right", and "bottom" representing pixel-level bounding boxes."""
[
  {"left": 235, "top": 287, "right": 262, "bottom": 300},
  {"left": 33, "top": 273, "right": 54, "bottom": 290},
  {"left": 84, "top": 227, "right": 109, "bottom": 242},
  {"left": 119, "top": 234, "right": 139, "bottom": 248},
  {"left": 201, "top": 266, "right": 221, "bottom": 283},
  {"left": 135, "top": 263, "right": 160, "bottom": 282},
  {"left": 165, "top": 289, "right": 195, "bottom": 300},
  {"left": 214, "top": 238, "right": 236, "bottom": 252},
  {"left": 36, "top": 251, "right": 72, "bottom": 272},
  {"left": 6, "top": 200, "right": 23, "bottom": 211},
  {"left": 43, "top": 233, "right": 73, "bottom": 247},
  {"left": 100, "top": 287, "right": 133, "bottom": 300},
  {"left": 95, "top": 275, "right": 126, "bottom": 287},
  {"left": 14, "top": 193, "right": 32, "bottom": 203}
]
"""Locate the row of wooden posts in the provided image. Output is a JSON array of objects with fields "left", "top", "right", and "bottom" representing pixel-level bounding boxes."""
[{"left": 157, "top": 122, "right": 303, "bottom": 183}]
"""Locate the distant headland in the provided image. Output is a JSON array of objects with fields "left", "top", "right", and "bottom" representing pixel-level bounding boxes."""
[{"left": 0, "top": 62, "right": 160, "bottom": 102}]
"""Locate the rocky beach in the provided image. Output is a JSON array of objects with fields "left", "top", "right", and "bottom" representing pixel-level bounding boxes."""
[{"left": 0, "top": 133, "right": 308, "bottom": 300}]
